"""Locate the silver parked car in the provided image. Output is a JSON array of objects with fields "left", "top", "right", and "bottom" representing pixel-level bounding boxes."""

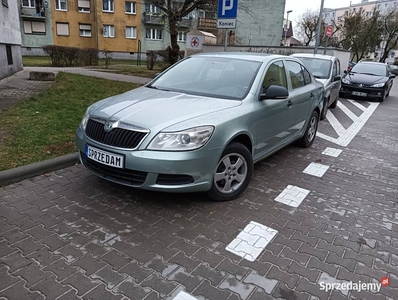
[
  {"left": 76, "top": 53, "right": 324, "bottom": 201},
  {"left": 291, "top": 53, "right": 341, "bottom": 120}
]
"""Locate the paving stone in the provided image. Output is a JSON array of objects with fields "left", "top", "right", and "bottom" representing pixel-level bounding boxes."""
[
  {"left": 169, "top": 251, "right": 201, "bottom": 273},
  {"left": 125, "top": 245, "right": 157, "bottom": 265},
  {"left": 0, "top": 266, "right": 20, "bottom": 291},
  {"left": 141, "top": 272, "right": 179, "bottom": 298},
  {"left": 119, "top": 260, "right": 153, "bottom": 283},
  {"left": 91, "top": 265, "right": 126, "bottom": 289},
  {"left": 14, "top": 263, "right": 51, "bottom": 287},
  {"left": 258, "top": 250, "right": 292, "bottom": 271},
  {"left": 193, "top": 280, "right": 231, "bottom": 300},
  {"left": 243, "top": 270, "right": 278, "bottom": 294},
  {"left": 193, "top": 248, "right": 225, "bottom": 268},
  {"left": 280, "top": 247, "right": 310, "bottom": 266},
  {"left": 44, "top": 259, "right": 78, "bottom": 281},
  {"left": 40, "top": 234, "right": 68, "bottom": 251},
  {"left": 62, "top": 270, "right": 100, "bottom": 296},
  {"left": 316, "top": 239, "right": 345, "bottom": 257},
  {"left": 71, "top": 254, "right": 107, "bottom": 276},
  {"left": 192, "top": 262, "right": 226, "bottom": 286},
  {"left": 219, "top": 274, "right": 255, "bottom": 300},
  {"left": 296, "top": 277, "right": 330, "bottom": 300},
  {"left": 326, "top": 253, "right": 356, "bottom": 272},
  {"left": 31, "top": 274, "right": 71, "bottom": 299},
  {"left": 114, "top": 278, "right": 151, "bottom": 299},
  {"left": 216, "top": 258, "right": 250, "bottom": 280},
  {"left": 168, "top": 267, "right": 203, "bottom": 292},
  {"left": 25, "top": 225, "right": 53, "bottom": 240},
  {"left": 0, "top": 240, "right": 17, "bottom": 258},
  {"left": 28, "top": 246, "right": 61, "bottom": 268},
  {"left": 1, "top": 227, "right": 28, "bottom": 244},
  {"left": 100, "top": 249, "right": 130, "bottom": 271},
  {"left": 0, "top": 280, "right": 44, "bottom": 300},
  {"left": 307, "top": 257, "right": 338, "bottom": 278},
  {"left": 266, "top": 265, "right": 299, "bottom": 289},
  {"left": 146, "top": 256, "right": 179, "bottom": 277},
  {"left": 0, "top": 251, "right": 33, "bottom": 272},
  {"left": 288, "top": 261, "right": 320, "bottom": 283},
  {"left": 82, "top": 283, "right": 123, "bottom": 300},
  {"left": 247, "top": 288, "right": 277, "bottom": 300}
]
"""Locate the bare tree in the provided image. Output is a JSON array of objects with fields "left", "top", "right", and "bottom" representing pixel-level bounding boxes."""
[
  {"left": 152, "top": 0, "right": 216, "bottom": 65},
  {"left": 378, "top": 9, "right": 398, "bottom": 62},
  {"left": 296, "top": 10, "right": 319, "bottom": 46}
]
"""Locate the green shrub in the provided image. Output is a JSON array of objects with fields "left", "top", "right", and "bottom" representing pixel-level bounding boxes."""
[{"left": 42, "top": 45, "right": 99, "bottom": 67}]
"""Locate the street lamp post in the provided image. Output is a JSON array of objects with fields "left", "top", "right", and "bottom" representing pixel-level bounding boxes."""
[
  {"left": 314, "top": 0, "right": 325, "bottom": 54},
  {"left": 284, "top": 10, "right": 292, "bottom": 46}
]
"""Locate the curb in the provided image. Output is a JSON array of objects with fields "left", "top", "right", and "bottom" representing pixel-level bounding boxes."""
[{"left": 0, "top": 153, "right": 79, "bottom": 187}]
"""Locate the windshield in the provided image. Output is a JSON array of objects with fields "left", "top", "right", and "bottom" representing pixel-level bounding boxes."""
[
  {"left": 149, "top": 57, "right": 262, "bottom": 100},
  {"left": 294, "top": 57, "right": 332, "bottom": 79},
  {"left": 351, "top": 63, "right": 387, "bottom": 76}
]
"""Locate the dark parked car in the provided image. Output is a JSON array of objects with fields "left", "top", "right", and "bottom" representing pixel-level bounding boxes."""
[{"left": 340, "top": 61, "right": 395, "bottom": 102}]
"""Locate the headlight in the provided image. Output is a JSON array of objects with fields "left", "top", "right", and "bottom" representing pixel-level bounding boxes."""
[
  {"left": 342, "top": 78, "right": 351, "bottom": 84},
  {"left": 147, "top": 126, "right": 214, "bottom": 151},
  {"left": 371, "top": 82, "right": 385, "bottom": 87},
  {"left": 80, "top": 108, "right": 90, "bottom": 131}
]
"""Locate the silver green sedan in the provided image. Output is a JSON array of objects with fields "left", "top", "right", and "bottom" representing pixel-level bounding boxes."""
[{"left": 76, "top": 53, "right": 324, "bottom": 201}]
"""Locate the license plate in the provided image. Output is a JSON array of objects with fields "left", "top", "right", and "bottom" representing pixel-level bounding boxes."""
[
  {"left": 352, "top": 91, "right": 367, "bottom": 97},
  {"left": 85, "top": 145, "right": 124, "bottom": 168}
]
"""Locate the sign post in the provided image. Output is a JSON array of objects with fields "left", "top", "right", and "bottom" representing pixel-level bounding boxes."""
[
  {"left": 324, "top": 25, "right": 333, "bottom": 54},
  {"left": 217, "top": 0, "right": 239, "bottom": 51}
]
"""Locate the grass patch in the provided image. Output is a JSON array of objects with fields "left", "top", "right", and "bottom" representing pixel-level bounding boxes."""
[
  {"left": 0, "top": 72, "right": 139, "bottom": 171},
  {"left": 22, "top": 55, "right": 52, "bottom": 67}
]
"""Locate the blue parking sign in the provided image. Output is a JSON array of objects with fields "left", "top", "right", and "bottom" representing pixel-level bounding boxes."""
[{"left": 218, "top": 0, "right": 239, "bottom": 19}]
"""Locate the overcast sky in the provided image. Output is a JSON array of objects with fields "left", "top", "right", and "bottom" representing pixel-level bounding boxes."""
[{"left": 285, "top": 0, "right": 364, "bottom": 24}]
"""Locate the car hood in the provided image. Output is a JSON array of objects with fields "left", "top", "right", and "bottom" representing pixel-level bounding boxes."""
[
  {"left": 345, "top": 73, "right": 386, "bottom": 85},
  {"left": 89, "top": 87, "right": 242, "bottom": 130}
]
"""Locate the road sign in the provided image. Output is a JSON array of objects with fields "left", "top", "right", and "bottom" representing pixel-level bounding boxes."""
[
  {"left": 326, "top": 25, "right": 333, "bottom": 37},
  {"left": 218, "top": 0, "right": 238, "bottom": 19},
  {"left": 217, "top": 19, "right": 236, "bottom": 29}
]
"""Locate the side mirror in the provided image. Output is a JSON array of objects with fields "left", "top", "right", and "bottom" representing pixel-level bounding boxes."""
[
  {"left": 389, "top": 74, "right": 396, "bottom": 79},
  {"left": 259, "top": 85, "right": 289, "bottom": 100},
  {"left": 344, "top": 70, "right": 348, "bottom": 74},
  {"left": 333, "top": 75, "right": 342, "bottom": 82}
]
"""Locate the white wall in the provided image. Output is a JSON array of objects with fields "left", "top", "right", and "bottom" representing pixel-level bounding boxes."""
[{"left": 0, "top": 1, "right": 22, "bottom": 45}]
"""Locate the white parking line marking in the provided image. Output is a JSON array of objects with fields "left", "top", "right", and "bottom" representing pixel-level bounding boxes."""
[
  {"left": 274, "top": 185, "right": 310, "bottom": 207},
  {"left": 347, "top": 99, "right": 366, "bottom": 111},
  {"left": 325, "top": 110, "right": 347, "bottom": 136},
  {"left": 226, "top": 221, "right": 278, "bottom": 262},
  {"left": 172, "top": 291, "right": 198, "bottom": 300},
  {"left": 337, "top": 101, "right": 358, "bottom": 121},
  {"left": 303, "top": 162, "right": 330, "bottom": 177},
  {"left": 322, "top": 147, "right": 343, "bottom": 157},
  {"left": 318, "top": 101, "right": 379, "bottom": 146}
]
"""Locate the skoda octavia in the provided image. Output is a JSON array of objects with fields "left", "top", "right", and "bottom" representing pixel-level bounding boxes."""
[{"left": 76, "top": 53, "right": 323, "bottom": 201}]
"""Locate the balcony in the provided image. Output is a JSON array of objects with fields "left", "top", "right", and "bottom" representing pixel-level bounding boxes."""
[
  {"left": 143, "top": 12, "right": 166, "bottom": 25},
  {"left": 20, "top": 0, "right": 46, "bottom": 19},
  {"left": 197, "top": 18, "right": 217, "bottom": 30}
]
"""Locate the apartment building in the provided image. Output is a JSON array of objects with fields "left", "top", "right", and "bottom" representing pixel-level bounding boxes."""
[{"left": 1, "top": 0, "right": 23, "bottom": 79}]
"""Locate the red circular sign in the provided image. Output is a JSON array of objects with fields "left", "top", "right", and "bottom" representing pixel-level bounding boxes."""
[
  {"left": 326, "top": 25, "right": 333, "bottom": 37},
  {"left": 190, "top": 37, "right": 200, "bottom": 48},
  {"left": 381, "top": 277, "right": 390, "bottom": 287}
]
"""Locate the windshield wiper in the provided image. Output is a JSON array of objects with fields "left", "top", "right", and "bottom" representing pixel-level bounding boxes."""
[
  {"left": 146, "top": 85, "right": 170, "bottom": 91},
  {"left": 313, "top": 75, "right": 322, "bottom": 79},
  {"left": 361, "top": 73, "right": 378, "bottom": 76}
]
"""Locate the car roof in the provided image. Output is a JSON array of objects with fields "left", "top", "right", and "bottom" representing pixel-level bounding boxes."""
[
  {"left": 357, "top": 61, "right": 387, "bottom": 66},
  {"left": 291, "top": 53, "right": 335, "bottom": 61},
  {"left": 192, "top": 52, "right": 292, "bottom": 63}
]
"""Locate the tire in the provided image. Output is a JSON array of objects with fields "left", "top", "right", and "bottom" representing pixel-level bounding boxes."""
[
  {"left": 207, "top": 143, "right": 253, "bottom": 202},
  {"left": 320, "top": 98, "right": 328, "bottom": 120},
  {"left": 330, "top": 97, "right": 338, "bottom": 108},
  {"left": 298, "top": 111, "right": 319, "bottom": 148}
]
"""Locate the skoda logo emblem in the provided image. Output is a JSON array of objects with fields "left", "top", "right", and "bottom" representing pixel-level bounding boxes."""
[{"left": 104, "top": 122, "right": 113, "bottom": 132}]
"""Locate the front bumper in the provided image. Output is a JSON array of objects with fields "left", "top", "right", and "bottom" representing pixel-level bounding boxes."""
[
  {"left": 341, "top": 83, "right": 385, "bottom": 100},
  {"left": 76, "top": 127, "right": 222, "bottom": 193}
]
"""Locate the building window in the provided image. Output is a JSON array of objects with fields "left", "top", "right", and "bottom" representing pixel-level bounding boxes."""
[
  {"left": 23, "top": 20, "right": 46, "bottom": 34},
  {"left": 125, "top": 26, "right": 137, "bottom": 39},
  {"left": 125, "top": 1, "right": 136, "bottom": 14},
  {"left": 177, "top": 31, "right": 186, "bottom": 42},
  {"left": 145, "top": 4, "right": 161, "bottom": 13},
  {"left": 146, "top": 28, "right": 162, "bottom": 40},
  {"left": 22, "top": 0, "right": 35, "bottom": 7},
  {"left": 79, "top": 24, "right": 92, "bottom": 37},
  {"left": 103, "top": 0, "right": 114, "bottom": 12},
  {"left": 366, "top": 11, "right": 372, "bottom": 17},
  {"left": 103, "top": 25, "right": 114, "bottom": 37},
  {"left": 55, "top": 0, "right": 67, "bottom": 10},
  {"left": 78, "top": 0, "right": 90, "bottom": 12},
  {"left": 2, "top": 0, "right": 8, "bottom": 7},
  {"left": 6, "top": 45, "right": 12, "bottom": 65},
  {"left": 56, "top": 22, "right": 69, "bottom": 36}
]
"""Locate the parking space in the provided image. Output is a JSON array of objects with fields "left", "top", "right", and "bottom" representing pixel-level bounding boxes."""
[{"left": 1, "top": 90, "right": 398, "bottom": 299}]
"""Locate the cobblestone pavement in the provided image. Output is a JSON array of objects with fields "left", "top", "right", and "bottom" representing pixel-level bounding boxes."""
[
  {"left": 0, "top": 70, "right": 53, "bottom": 111},
  {"left": 1, "top": 82, "right": 398, "bottom": 299}
]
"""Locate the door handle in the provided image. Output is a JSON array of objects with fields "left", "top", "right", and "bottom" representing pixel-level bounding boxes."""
[
  {"left": 310, "top": 92, "right": 314, "bottom": 98},
  {"left": 287, "top": 100, "right": 293, "bottom": 107}
]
